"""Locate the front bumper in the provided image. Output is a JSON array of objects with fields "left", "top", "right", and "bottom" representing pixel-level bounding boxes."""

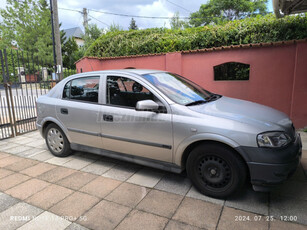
[{"left": 237, "top": 133, "right": 302, "bottom": 191}]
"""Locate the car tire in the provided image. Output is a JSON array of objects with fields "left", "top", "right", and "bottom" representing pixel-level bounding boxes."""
[
  {"left": 44, "top": 123, "right": 71, "bottom": 157},
  {"left": 186, "top": 143, "right": 246, "bottom": 198}
]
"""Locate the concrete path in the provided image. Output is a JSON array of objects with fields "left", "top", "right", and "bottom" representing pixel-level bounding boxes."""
[{"left": 0, "top": 131, "right": 306, "bottom": 230}]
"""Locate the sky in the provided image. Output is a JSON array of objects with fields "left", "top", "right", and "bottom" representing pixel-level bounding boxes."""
[{"left": 0, "top": 0, "right": 274, "bottom": 31}]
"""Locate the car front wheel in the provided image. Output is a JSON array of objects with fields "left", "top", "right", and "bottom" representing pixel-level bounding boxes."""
[
  {"left": 186, "top": 143, "right": 246, "bottom": 198},
  {"left": 45, "top": 123, "right": 71, "bottom": 157}
]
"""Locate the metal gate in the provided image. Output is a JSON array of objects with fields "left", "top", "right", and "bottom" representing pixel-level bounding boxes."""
[{"left": 0, "top": 49, "right": 75, "bottom": 140}]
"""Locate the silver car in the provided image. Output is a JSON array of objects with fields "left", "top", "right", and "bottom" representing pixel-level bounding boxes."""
[{"left": 36, "top": 69, "right": 302, "bottom": 198}]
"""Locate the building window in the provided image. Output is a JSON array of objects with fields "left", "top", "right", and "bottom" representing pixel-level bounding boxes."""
[{"left": 214, "top": 62, "right": 250, "bottom": 81}]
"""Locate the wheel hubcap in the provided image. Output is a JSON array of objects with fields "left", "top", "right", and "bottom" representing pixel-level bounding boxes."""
[
  {"left": 198, "top": 155, "right": 231, "bottom": 189},
  {"left": 47, "top": 128, "right": 64, "bottom": 153}
]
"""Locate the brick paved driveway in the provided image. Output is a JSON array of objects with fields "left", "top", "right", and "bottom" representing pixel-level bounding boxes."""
[{"left": 0, "top": 131, "right": 306, "bottom": 230}]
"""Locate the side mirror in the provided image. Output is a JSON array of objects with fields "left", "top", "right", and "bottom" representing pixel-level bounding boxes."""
[{"left": 136, "top": 100, "right": 159, "bottom": 112}]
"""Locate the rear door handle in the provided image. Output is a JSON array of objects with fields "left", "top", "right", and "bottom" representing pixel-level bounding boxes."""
[
  {"left": 103, "top": 114, "right": 113, "bottom": 122},
  {"left": 61, "top": 108, "right": 68, "bottom": 114}
]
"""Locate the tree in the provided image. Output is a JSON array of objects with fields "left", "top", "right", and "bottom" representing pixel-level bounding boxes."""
[
  {"left": 170, "top": 12, "right": 186, "bottom": 29},
  {"left": 108, "top": 23, "right": 124, "bottom": 32},
  {"left": 83, "top": 24, "right": 103, "bottom": 50},
  {"left": 0, "top": 0, "right": 53, "bottom": 64},
  {"left": 190, "top": 0, "right": 268, "bottom": 27},
  {"left": 62, "top": 37, "right": 80, "bottom": 69},
  {"left": 129, "top": 18, "right": 138, "bottom": 30}
]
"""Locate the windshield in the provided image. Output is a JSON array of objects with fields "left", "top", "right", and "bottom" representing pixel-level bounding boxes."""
[{"left": 143, "top": 72, "right": 213, "bottom": 105}]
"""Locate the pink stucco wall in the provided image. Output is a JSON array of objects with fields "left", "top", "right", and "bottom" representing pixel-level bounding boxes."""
[{"left": 76, "top": 42, "right": 307, "bottom": 128}]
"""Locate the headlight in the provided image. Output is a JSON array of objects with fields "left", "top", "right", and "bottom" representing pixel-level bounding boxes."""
[{"left": 257, "top": 132, "right": 291, "bottom": 148}]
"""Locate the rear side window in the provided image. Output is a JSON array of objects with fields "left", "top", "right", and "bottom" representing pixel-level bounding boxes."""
[{"left": 62, "top": 76, "right": 99, "bottom": 103}]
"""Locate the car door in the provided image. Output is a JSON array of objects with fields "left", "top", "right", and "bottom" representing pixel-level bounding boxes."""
[
  {"left": 56, "top": 75, "right": 103, "bottom": 149},
  {"left": 99, "top": 74, "right": 173, "bottom": 162}
]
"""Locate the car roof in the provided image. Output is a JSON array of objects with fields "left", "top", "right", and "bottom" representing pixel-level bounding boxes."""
[{"left": 71, "top": 69, "right": 165, "bottom": 78}]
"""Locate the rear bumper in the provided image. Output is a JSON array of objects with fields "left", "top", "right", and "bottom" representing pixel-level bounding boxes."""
[
  {"left": 237, "top": 133, "right": 302, "bottom": 191},
  {"left": 36, "top": 123, "right": 43, "bottom": 137}
]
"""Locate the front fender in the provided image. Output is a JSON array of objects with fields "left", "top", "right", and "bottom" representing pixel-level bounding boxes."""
[{"left": 174, "top": 133, "right": 250, "bottom": 166}]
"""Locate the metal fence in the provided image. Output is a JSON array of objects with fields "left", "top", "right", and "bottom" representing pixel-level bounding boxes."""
[{"left": 0, "top": 49, "right": 76, "bottom": 140}]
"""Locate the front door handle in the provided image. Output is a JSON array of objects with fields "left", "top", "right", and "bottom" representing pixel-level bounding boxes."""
[
  {"left": 103, "top": 114, "right": 113, "bottom": 122},
  {"left": 60, "top": 108, "right": 68, "bottom": 114}
]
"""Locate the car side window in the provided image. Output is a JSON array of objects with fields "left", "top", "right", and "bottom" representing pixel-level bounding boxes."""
[
  {"left": 62, "top": 76, "right": 99, "bottom": 103},
  {"left": 106, "top": 76, "right": 164, "bottom": 109}
]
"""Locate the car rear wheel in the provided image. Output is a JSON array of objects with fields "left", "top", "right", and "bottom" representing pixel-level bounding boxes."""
[
  {"left": 186, "top": 143, "right": 246, "bottom": 198},
  {"left": 45, "top": 123, "right": 71, "bottom": 157}
]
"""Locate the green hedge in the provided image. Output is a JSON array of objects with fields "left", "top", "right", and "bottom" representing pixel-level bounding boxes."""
[{"left": 85, "top": 14, "right": 307, "bottom": 58}]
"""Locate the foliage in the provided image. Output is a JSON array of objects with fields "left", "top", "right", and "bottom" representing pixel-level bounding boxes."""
[
  {"left": 108, "top": 23, "right": 124, "bottom": 32},
  {"left": 0, "top": 0, "right": 53, "bottom": 63},
  {"left": 62, "top": 37, "right": 80, "bottom": 69},
  {"left": 190, "top": 0, "right": 268, "bottom": 27},
  {"left": 170, "top": 12, "right": 188, "bottom": 29},
  {"left": 129, "top": 18, "right": 138, "bottom": 30},
  {"left": 83, "top": 24, "right": 103, "bottom": 50},
  {"left": 85, "top": 14, "right": 307, "bottom": 58}
]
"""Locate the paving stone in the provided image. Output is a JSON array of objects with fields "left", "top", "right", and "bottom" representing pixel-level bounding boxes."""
[
  {"left": 0, "top": 141, "right": 10, "bottom": 146},
  {"left": 103, "top": 163, "right": 141, "bottom": 181},
  {"left": 186, "top": 186, "right": 225, "bottom": 205},
  {"left": 25, "top": 139, "right": 46, "bottom": 148},
  {"left": 155, "top": 173, "right": 192, "bottom": 196},
  {"left": 17, "top": 211, "right": 71, "bottom": 230},
  {"left": 0, "top": 202, "right": 43, "bottom": 230},
  {"left": 165, "top": 220, "right": 202, "bottom": 230},
  {"left": 136, "top": 190, "right": 183, "bottom": 218},
  {"left": 78, "top": 199, "right": 130, "bottom": 230},
  {"left": 0, "top": 155, "right": 23, "bottom": 167},
  {"left": 106, "top": 182, "right": 149, "bottom": 208},
  {"left": 289, "top": 164, "right": 307, "bottom": 182},
  {"left": 225, "top": 184, "right": 269, "bottom": 215},
  {"left": 4, "top": 158, "right": 39, "bottom": 172},
  {"left": 1, "top": 143, "right": 20, "bottom": 151},
  {"left": 81, "top": 161, "right": 115, "bottom": 175},
  {"left": 26, "top": 184, "right": 73, "bottom": 210},
  {"left": 270, "top": 219, "right": 307, "bottom": 230},
  {"left": 5, "top": 178, "right": 50, "bottom": 200},
  {"left": 37, "top": 167, "right": 76, "bottom": 183},
  {"left": 271, "top": 180, "right": 307, "bottom": 201},
  {"left": 270, "top": 195, "right": 307, "bottom": 225},
  {"left": 301, "top": 158, "right": 307, "bottom": 177},
  {"left": 56, "top": 171, "right": 97, "bottom": 190},
  {"left": 29, "top": 150, "right": 54, "bottom": 161},
  {"left": 0, "top": 193, "right": 20, "bottom": 212},
  {"left": 65, "top": 223, "right": 89, "bottom": 230},
  {"left": 172, "top": 197, "right": 222, "bottom": 229},
  {"left": 0, "top": 173, "right": 30, "bottom": 191},
  {"left": 127, "top": 168, "right": 164, "bottom": 188},
  {"left": 45, "top": 156, "right": 74, "bottom": 166},
  {"left": 16, "top": 137, "right": 36, "bottom": 145},
  {"left": 50, "top": 191, "right": 99, "bottom": 219},
  {"left": 20, "top": 162, "right": 56, "bottom": 177},
  {"left": 17, "top": 148, "right": 46, "bottom": 158},
  {"left": 62, "top": 157, "right": 94, "bottom": 170},
  {"left": 0, "top": 152, "right": 10, "bottom": 159},
  {"left": 3, "top": 146, "right": 32, "bottom": 155},
  {"left": 0, "top": 168, "right": 14, "bottom": 179},
  {"left": 116, "top": 209, "right": 168, "bottom": 230},
  {"left": 80, "top": 176, "right": 121, "bottom": 198},
  {"left": 217, "top": 207, "right": 268, "bottom": 230}
]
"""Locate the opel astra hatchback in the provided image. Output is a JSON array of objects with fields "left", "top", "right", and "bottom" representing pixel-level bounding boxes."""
[{"left": 36, "top": 69, "right": 302, "bottom": 198}]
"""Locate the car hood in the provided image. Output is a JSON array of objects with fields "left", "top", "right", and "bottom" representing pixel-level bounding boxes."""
[{"left": 188, "top": 96, "right": 292, "bottom": 131}]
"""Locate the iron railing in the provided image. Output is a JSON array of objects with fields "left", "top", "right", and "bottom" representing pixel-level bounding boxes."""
[{"left": 0, "top": 49, "right": 76, "bottom": 140}]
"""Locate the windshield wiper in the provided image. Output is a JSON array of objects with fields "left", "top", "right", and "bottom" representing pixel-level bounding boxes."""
[
  {"left": 206, "top": 94, "right": 221, "bottom": 102},
  {"left": 185, "top": 100, "right": 207, "bottom": 106}
]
